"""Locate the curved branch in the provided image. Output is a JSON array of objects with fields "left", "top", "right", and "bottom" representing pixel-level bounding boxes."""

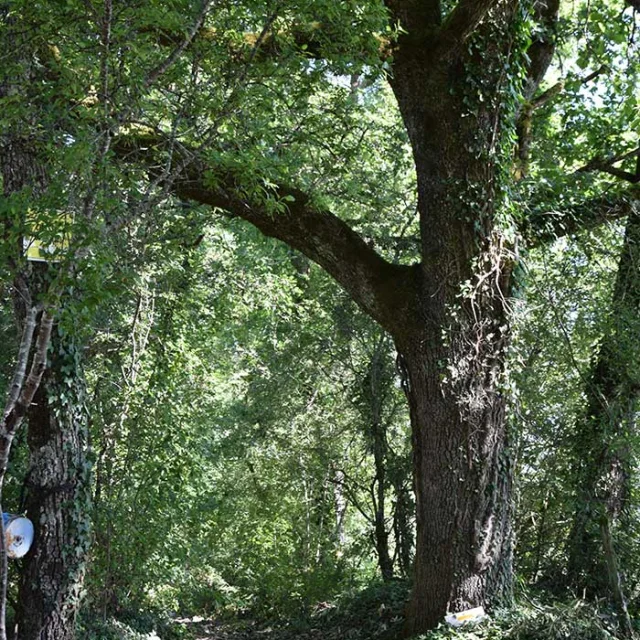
[
  {"left": 116, "top": 135, "right": 418, "bottom": 336},
  {"left": 181, "top": 176, "right": 415, "bottom": 335}
]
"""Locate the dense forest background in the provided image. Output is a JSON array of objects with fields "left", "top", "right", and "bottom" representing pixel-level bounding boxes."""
[{"left": 1, "top": 0, "right": 639, "bottom": 639}]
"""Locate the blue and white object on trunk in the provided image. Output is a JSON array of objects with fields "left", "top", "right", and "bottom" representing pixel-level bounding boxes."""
[{"left": 2, "top": 514, "right": 34, "bottom": 559}]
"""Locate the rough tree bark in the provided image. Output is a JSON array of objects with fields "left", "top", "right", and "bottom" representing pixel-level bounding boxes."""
[
  {"left": 1, "top": 145, "right": 92, "bottom": 640},
  {"left": 1, "top": 59, "right": 91, "bottom": 640},
  {"left": 16, "top": 326, "right": 92, "bottom": 640}
]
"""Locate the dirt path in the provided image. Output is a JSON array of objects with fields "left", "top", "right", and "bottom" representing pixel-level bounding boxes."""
[
  {"left": 175, "top": 614, "right": 399, "bottom": 640},
  {"left": 175, "top": 618, "right": 323, "bottom": 640}
]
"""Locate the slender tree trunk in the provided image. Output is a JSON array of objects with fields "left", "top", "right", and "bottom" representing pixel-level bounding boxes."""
[
  {"left": 353, "top": 331, "right": 407, "bottom": 582},
  {"left": 372, "top": 430, "right": 394, "bottom": 582},
  {"left": 333, "top": 469, "right": 347, "bottom": 548},
  {"left": 391, "top": 478, "right": 413, "bottom": 578},
  {"left": 367, "top": 338, "right": 394, "bottom": 582},
  {"left": 566, "top": 214, "right": 640, "bottom": 636},
  {"left": 600, "top": 516, "right": 633, "bottom": 637},
  {"left": 16, "top": 326, "right": 92, "bottom": 640}
]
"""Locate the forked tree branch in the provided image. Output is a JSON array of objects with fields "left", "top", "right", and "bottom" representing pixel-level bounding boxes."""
[
  {"left": 436, "top": 0, "right": 502, "bottom": 51},
  {"left": 145, "top": 0, "right": 214, "bottom": 87},
  {"left": 522, "top": 0, "right": 560, "bottom": 103},
  {"left": 514, "top": 0, "right": 559, "bottom": 180},
  {"left": 577, "top": 147, "right": 640, "bottom": 184}
]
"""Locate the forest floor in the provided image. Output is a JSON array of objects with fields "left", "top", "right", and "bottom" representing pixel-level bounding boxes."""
[
  {"left": 175, "top": 618, "right": 396, "bottom": 639},
  {"left": 77, "top": 582, "right": 407, "bottom": 640},
  {"left": 170, "top": 584, "right": 407, "bottom": 640},
  {"left": 169, "top": 596, "right": 635, "bottom": 640},
  {"left": 78, "top": 583, "right": 628, "bottom": 640},
  {"left": 173, "top": 606, "right": 403, "bottom": 640}
]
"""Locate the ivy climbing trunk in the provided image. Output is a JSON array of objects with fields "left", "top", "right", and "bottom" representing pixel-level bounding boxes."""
[
  {"left": 1, "top": 115, "right": 90, "bottom": 640},
  {"left": 0, "top": 68, "right": 91, "bottom": 640},
  {"left": 386, "top": 6, "right": 519, "bottom": 633},
  {"left": 566, "top": 214, "right": 640, "bottom": 636},
  {"left": 119, "top": 1, "right": 577, "bottom": 636},
  {"left": 397, "top": 326, "right": 512, "bottom": 632},
  {"left": 16, "top": 325, "right": 92, "bottom": 640}
]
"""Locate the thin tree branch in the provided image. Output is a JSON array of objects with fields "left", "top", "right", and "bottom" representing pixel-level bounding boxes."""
[
  {"left": 145, "top": 0, "right": 214, "bottom": 88},
  {"left": 2, "top": 305, "right": 37, "bottom": 424},
  {"left": 532, "top": 65, "right": 608, "bottom": 109},
  {"left": 328, "top": 470, "right": 375, "bottom": 524},
  {"left": 3, "top": 311, "right": 54, "bottom": 435},
  {"left": 522, "top": 0, "right": 561, "bottom": 103},
  {"left": 525, "top": 188, "right": 640, "bottom": 246},
  {"left": 577, "top": 147, "right": 640, "bottom": 184},
  {"left": 146, "top": 17, "right": 392, "bottom": 65}
]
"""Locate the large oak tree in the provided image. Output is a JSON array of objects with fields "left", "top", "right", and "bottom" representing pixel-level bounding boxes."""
[{"left": 2, "top": 0, "right": 639, "bottom": 637}]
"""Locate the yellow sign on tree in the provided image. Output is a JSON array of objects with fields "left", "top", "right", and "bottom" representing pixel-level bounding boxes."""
[{"left": 23, "top": 213, "right": 73, "bottom": 262}]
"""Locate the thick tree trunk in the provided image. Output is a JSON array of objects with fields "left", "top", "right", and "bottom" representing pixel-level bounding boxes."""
[
  {"left": 1, "top": 120, "right": 90, "bottom": 639},
  {"left": 119, "top": 3, "right": 562, "bottom": 635},
  {"left": 15, "top": 326, "right": 91, "bottom": 640},
  {"left": 386, "top": 8, "right": 519, "bottom": 633},
  {"left": 399, "top": 318, "right": 513, "bottom": 632}
]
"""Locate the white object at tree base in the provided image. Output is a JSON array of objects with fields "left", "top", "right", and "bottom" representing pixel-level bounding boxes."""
[
  {"left": 2, "top": 514, "right": 34, "bottom": 559},
  {"left": 445, "top": 606, "right": 487, "bottom": 627}
]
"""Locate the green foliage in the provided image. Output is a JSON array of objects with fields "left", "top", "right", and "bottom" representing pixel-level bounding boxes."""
[
  {"left": 2, "top": 0, "right": 639, "bottom": 635},
  {"left": 83, "top": 213, "right": 411, "bottom": 618},
  {"left": 413, "top": 600, "right": 621, "bottom": 640},
  {"left": 77, "top": 609, "right": 188, "bottom": 640}
]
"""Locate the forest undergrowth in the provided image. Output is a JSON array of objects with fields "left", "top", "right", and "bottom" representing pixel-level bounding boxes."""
[{"left": 77, "top": 581, "right": 630, "bottom": 640}]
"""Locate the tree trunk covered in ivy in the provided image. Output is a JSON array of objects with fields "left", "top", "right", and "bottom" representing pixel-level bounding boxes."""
[
  {"left": 16, "top": 325, "right": 92, "bottom": 640},
  {"left": 566, "top": 214, "right": 640, "bottom": 634},
  {"left": 1, "top": 60, "right": 91, "bottom": 640},
  {"left": 386, "top": 5, "right": 523, "bottom": 631}
]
